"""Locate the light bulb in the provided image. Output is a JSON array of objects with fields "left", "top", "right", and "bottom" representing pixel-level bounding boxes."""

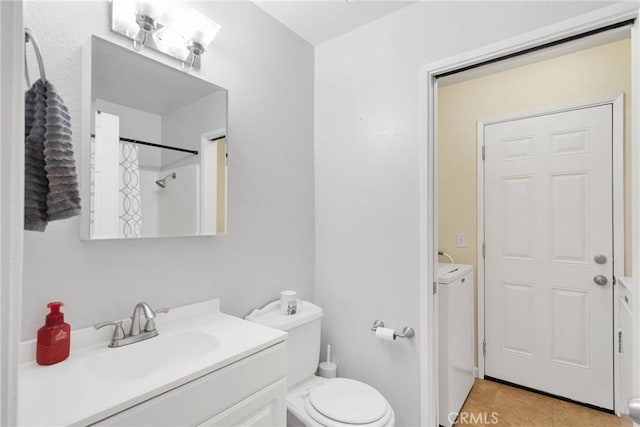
[
  {"left": 164, "top": 6, "right": 221, "bottom": 51},
  {"left": 153, "top": 27, "right": 189, "bottom": 60}
]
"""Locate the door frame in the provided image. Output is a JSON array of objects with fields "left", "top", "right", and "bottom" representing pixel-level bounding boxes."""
[
  {"left": 476, "top": 95, "right": 625, "bottom": 412},
  {"left": 199, "top": 128, "right": 226, "bottom": 236},
  {"left": 0, "top": 0, "right": 25, "bottom": 425},
  {"left": 418, "top": 3, "right": 640, "bottom": 425}
]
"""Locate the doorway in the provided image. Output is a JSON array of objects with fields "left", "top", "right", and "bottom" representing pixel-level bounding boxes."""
[
  {"left": 419, "top": 5, "right": 640, "bottom": 426},
  {"left": 200, "top": 129, "right": 227, "bottom": 235}
]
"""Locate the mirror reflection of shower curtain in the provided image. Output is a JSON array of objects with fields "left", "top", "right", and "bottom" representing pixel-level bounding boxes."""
[{"left": 119, "top": 142, "right": 142, "bottom": 238}]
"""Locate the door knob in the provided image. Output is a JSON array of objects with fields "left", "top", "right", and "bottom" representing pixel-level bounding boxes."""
[
  {"left": 628, "top": 397, "right": 640, "bottom": 423},
  {"left": 594, "top": 254, "right": 608, "bottom": 264},
  {"left": 593, "top": 275, "right": 608, "bottom": 286}
]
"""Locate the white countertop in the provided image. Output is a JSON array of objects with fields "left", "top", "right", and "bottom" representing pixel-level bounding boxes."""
[{"left": 18, "top": 299, "right": 287, "bottom": 426}]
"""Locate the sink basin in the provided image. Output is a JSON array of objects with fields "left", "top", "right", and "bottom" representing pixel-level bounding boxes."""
[{"left": 84, "top": 330, "right": 220, "bottom": 382}]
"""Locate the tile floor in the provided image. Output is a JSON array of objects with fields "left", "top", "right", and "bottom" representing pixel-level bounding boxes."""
[{"left": 453, "top": 379, "right": 632, "bottom": 427}]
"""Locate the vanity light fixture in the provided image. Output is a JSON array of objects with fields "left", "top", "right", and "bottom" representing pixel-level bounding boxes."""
[
  {"left": 111, "top": 0, "right": 220, "bottom": 71},
  {"left": 164, "top": 6, "right": 221, "bottom": 71},
  {"left": 134, "top": 1, "right": 169, "bottom": 51}
]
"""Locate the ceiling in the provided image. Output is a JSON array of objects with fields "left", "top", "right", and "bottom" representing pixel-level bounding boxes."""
[
  {"left": 92, "top": 37, "right": 224, "bottom": 115},
  {"left": 253, "top": 1, "right": 415, "bottom": 46}
]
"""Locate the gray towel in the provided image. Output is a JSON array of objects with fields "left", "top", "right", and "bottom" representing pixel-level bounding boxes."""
[
  {"left": 24, "top": 79, "right": 81, "bottom": 231},
  {"left": 24, "top": 80, "right": 49, "bottom": 231}
]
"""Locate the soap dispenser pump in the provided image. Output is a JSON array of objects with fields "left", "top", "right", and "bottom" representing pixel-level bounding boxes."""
[{"left": 36, "top": 302, "right": 70, "bottom": 366}]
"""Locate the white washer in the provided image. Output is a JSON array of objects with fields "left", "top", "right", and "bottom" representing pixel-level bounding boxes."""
[{"left": 438, "top": 263, "right": 474, "bottom": 427}]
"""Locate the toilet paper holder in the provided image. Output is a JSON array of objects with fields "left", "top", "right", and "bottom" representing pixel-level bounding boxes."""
[{"left": 371, "top": 320, "right": 415, "bottom": 339}]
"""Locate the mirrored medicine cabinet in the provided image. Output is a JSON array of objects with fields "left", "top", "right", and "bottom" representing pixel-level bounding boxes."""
[{"left": 81, "top": 36, "right": 228, "bottom": 240}]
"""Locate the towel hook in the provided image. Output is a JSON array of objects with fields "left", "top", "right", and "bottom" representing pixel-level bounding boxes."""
[{"left": 24, "top": 28, "right": 46, "bottom": 86}]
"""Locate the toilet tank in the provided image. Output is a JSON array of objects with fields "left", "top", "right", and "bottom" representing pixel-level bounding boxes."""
[{"left": 246, "top": 300, "right": 323, "bottom": 387}]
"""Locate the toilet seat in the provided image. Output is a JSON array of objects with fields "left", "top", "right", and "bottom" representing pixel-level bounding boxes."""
[
  {"left": 304, "top": 400, "right": 393, "bottom": 427},
  {"left": 303, "top": 378, "right": 392, "bottom": 427}
]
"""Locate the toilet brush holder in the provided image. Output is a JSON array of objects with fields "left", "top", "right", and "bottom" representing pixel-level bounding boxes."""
[{"left": 318, "top": 344, "right": 337, "bottom": 379}]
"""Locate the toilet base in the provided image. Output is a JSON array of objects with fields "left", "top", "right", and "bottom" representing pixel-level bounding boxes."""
[
  {"left": 286, "top": 410, "right": 308, "bottom": 427},
  {"left": 287, "top": 376, "right": 329, "bottom": 427}
]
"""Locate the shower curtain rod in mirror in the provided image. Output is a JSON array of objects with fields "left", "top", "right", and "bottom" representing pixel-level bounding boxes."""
[{"left": 90, "top": 133, "right": 199, "bottom": 155}]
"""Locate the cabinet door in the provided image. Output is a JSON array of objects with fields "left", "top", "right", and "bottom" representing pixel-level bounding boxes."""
[{"left": 199, "top": 379, "right": 286, "bottom": 427}]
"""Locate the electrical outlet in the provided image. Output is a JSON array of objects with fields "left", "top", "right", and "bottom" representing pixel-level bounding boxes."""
[{"left": 456, "top": 233, "right": 467, "bottom": 248}]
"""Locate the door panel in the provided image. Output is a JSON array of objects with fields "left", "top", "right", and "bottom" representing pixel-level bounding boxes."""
[
  {"left": 550, "top": 287, "right": 590, "bottom": 367},
  {"left": 502, "top": 282, "right": 535, "bottom": 355},
  {"left": 501, "top": 176, "right": 535, "bottom": 259},
  {"left": 550, "top": 172, "right": 590, "bottom": 263},
  {"left": 484, "top": 105, "right": 613, "bottom": 409}
]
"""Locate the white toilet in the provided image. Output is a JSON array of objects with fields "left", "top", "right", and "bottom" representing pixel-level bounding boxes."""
[{"left": 247, "top": 300, "right": 395, "bottom": 427}]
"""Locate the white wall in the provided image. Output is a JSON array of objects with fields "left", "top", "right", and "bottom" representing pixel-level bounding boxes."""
[
  {"left": 139, "top": 169, "right": 160, "bottom": 237},
  {"left": 94, "top": 99, "right": 162, "bottom": 169},
  {"left": 22, "top": 1, "right": 314, "bottom": 338},
  {"left": 314, "top": 2, "right": 610, "bottom": 425},
  {"left": 158, "top": 164, "right": 200, "bottom": 237},
  {"left": 161, "top": 91, "right": 227, "bottom": 169}
]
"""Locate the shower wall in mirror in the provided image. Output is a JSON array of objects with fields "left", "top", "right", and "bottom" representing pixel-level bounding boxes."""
[{"left": 81, "top": 36, "right": 228, "bottom": 240}]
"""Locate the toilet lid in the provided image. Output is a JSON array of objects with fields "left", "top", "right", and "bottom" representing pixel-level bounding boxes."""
[{"left": 308, "top": 378, "right": 388, "bottom": 424}]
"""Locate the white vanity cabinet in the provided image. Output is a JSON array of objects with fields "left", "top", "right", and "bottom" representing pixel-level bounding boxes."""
[
  {"left": 92, "top": 343, "right": 286, "bottom": 426},
  {"left": 19, "top": 300, "right": 288, "bottom": 427}
]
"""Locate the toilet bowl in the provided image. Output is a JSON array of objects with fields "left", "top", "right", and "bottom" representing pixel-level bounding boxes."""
[
  {"left": 287, "top": 376, "right": 395, "bottom": 427},
  {"left": 246, "top": 300, "right": 395, "bottom": 427}
]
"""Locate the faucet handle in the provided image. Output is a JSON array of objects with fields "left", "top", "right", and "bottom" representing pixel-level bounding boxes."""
[
  {"left": 94, "top": 320, "right": 126, "bottom": 341},
  {"left": 144, "top": 308, "right": 169, "bottom": 333}
]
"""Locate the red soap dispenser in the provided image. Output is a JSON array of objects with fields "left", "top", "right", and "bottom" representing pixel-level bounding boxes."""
[{"left": 36, "top": 302, "right": 70, "bottom": 366}]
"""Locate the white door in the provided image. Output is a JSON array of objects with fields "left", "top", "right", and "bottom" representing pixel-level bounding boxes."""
[{"left": 484, "top": 105, "right": 614, "bottom": 409}]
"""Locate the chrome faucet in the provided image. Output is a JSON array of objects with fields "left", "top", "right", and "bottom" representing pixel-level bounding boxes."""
[
  {"left": 130, "top": 302, "right": 156, "bottom": 336},
  {"left": 95, "top": 302, "right": 169, "bottom": 348}
]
